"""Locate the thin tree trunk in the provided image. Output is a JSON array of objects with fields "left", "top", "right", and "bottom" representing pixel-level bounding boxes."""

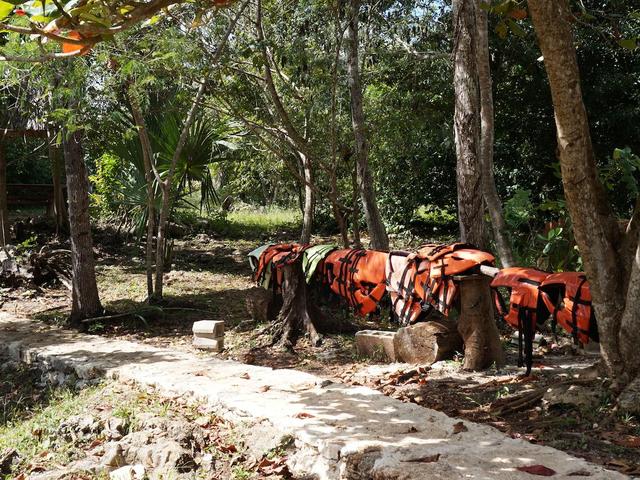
[
  {"left": 0, "top": 141, "right": 9, "bottom": 246},
  {"left": 351, "top": 162, "right": 362, "bottom": 249},
  {"left": 48, "top": 136, "right": 68, "bottom": 236},
  {"left": 345, "top": 0, "right": 389, "bottom": 251},
  {"left": 62, "top": 130, "right": 103, "bottom": 325},
  {"left": 128, "top": 88, "right": 157, "bottom": 300},
  {"left": 300, "top": 151, "right": 314, "bottom": 244},
  {"left": 475, "top": 3, "right": 513, "bottom": 266},
  {"left": 453, "top": 0, "right": 485, "bottom": 248},
  {"left": 153, "top": 80, "right": 207, "bottom": 301},
  {"left": 528, "top": 0, "right": 632, "bottom": 386}
]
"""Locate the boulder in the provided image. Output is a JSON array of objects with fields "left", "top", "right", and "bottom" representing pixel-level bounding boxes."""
[
  {"left": 543, "top": 383, "right": 600, "bottom": 410},
  {"left": 109, "top": 464, "right": 145, "bottom": 480},
  {"left": 394, "top": 320, "right": 463, "bottom": 364}
]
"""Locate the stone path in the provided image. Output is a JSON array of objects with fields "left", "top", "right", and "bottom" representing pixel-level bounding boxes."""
[{"left": 0, "top": 313, "right": 627, "bottom": 480}]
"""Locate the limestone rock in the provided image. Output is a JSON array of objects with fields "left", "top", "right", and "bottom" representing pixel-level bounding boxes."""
[
  {"left": 394, "top": 320, "right": 463, "bottom": 364},
  {"left": 105, "top": 417, "right": 129, "bottom": 440},
  {"left": 102, "top": 443, "right": 126, "bottom": 468},
  {"left": 618, "top": 377, "right": 640, "bottom": 415},
  {"left": 109, "top": 464, "right": 145, "bottom": 480},
  {"left": 543, "top": 384, "right": 600, "bottom": 410}
]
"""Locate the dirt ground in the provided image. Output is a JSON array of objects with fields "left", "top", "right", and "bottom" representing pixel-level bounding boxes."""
[{"left": 2, "top": 225, "right": 640, "bottom": 477}]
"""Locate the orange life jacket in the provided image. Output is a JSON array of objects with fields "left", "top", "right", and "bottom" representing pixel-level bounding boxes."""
[
  {"left": 386, "top": 251, "right": 430, "bottom": 324},
  {"left": 254, "top": 243, "right": 308, "bottom": 292},
  {"left": 323, "top": 249, "right": 389, "bottom": 316},
  {"left": 419, "top": 243, "right": 496, "bottom": 316},
  {"left": 539, "top": 272, "right": 598, "bottom": 345},
  {"left": 491, "top": 267, "right": 552, "bottom": 375},
  {"left": 386, "top": 243, "right": 496, "bottom": 324}
]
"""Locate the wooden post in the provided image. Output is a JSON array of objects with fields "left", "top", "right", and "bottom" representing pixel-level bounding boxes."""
[
  {"left": 0, "top": 140, "right": 10, "bottom": 246},
  {"left": 456, "top": 275, "right": 505, "bottom": 370}
]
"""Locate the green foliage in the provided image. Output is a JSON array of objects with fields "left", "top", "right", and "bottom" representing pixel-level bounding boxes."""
[{"left": 600, "top": 147, "right": 640, "bottom": 215}]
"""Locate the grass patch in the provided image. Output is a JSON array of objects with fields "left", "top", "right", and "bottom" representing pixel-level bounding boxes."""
[{"left": 217, "top": 207, "right": 301, "bottom": 240}]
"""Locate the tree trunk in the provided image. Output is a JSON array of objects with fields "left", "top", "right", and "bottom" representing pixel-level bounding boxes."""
[
  {"left": 453, "top": 0, "right": 485, "bottom": 248},
  {"left": 272, "top": 263, "right": 322, "bottom": 349},
  {"left": 457, "top": 276, "right": 505, "bottom": 370},
  {"left": 345, "top": 0, "right": 389, "bottom": 251},
  {"left": 528, "top": 0, "right": 640, "bottom": 401},
  {"left": 300, "top": 152, "right": 314, "bottom": 244},
  {"left": 63, "top": 130, "right": 103, "bottom": 325},
  {"left": 153, "top": 80, "right": 207, "bottom": 301},
  {"left": 48, "top": 136, "right": 68, "bottom": 236},
  {"left": 475, "top": 3, "right": 514, "bottom": 266},
  {"left": 128, "top": 88, "right": 157, "bottom": 300},
  {"left": 0, "top": 141, "right": 9, "bottom": 246}
]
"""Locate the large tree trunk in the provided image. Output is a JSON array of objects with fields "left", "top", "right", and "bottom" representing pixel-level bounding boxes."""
[
  {"left": 345, "top": 0, "right": 389, "bottom": 251},
  {"left": 475, "top": 3, "right": 514, "bottom": 267},
  {"left": 528, "top": 0, "right": 640, "bottom": 400},
  {"left": 451, "top": 0, "right": 503, "bottom": 370},
  {"left": 128, "top": 88, "right": 157, "bottom": 300},
  {"left": 63, "top": 130, "right": 103, "bottom": 325},
  {"left": 457, "top": 276, "right": 505, "bottom": 370},
  {"left": 453, "top": 0, "right": 485, "bottom": 248},
  {"left": 529, "top": 0, "right": 640, "bottom": 413},
  {"left": 0, "top": 141, "right": 9, "bottom": 246},
  {"left": 300, "top": 152, "right": 314, "bottom": 244}
]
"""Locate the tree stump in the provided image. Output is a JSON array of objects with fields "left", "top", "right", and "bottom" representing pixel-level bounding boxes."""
[
  {"left": 456, "top": 275, "right": 505, "bottom": 370},
  {"left": 245, "top": 287, "right": 279, "bottom": 324},
  {"left": 394, "top": 318, "right": 463, "bottom": 364},
  {"left": 255, "top": 262, "right": 358, "bottom": 349}
]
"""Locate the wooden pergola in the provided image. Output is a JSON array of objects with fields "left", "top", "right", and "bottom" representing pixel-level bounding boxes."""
[{"left": 0, "top": 128, "right": 67, "bottom": 246}]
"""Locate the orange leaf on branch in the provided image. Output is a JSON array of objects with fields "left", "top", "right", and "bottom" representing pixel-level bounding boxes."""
[{"left": 61, "top": 31, "right": 93, "bottom": 56}]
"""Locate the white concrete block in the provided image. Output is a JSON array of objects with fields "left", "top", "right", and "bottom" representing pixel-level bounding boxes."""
[
  {"left": 192, "top": 320, "right": 224, "bottom": 337},
  {"left": 193, "top": 336, "right": 224, "bottom": 351}
]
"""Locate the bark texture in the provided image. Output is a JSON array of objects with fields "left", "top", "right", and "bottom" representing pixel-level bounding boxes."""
[
  {"left": 529, "top": 0, "right": 640, "bottom": 396},
  {"left": 345, "top": 0, "right": 389, "bottom": 251},
  {"left": 300, "top": 152, "right": 314, "bottom": 244},
  {"left": 63, "top": 130, "right": 103, "bottom": 324},
  {"left": 475, "top": 3, "right": 514, "bottom": 266},
  {"left": 0, "top": 141, "right": 9, "bottom": 246},
  {"left": 457, "top": 277, "right": 505, "bottom": 370},
  {"left": 48, "top": 135, "right": 68, "bottom": 235},
  {"left": 453, "top": 0, "right": 485, "bottom": 248}
]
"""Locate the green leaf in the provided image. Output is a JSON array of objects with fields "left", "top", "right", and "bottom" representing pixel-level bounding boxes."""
[
  {"left": 495, "top": 21, "right": 508, "bottom": 39},
  {"left": 507, "top": 19, "right": 526, "bottom": 38},
  {"left": 0, "top": 1, "right": 13, "bottom": 20},
  {"left": 618, "top": 38, "right": 638, "bottom": 50}
]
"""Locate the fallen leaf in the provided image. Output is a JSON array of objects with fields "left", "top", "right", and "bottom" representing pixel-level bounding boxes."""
[
  {"left": 294, "top": 412, "right": 315, "bottom": 419},
  {"left": 452, "top": 421, "right": 468, "bottom": 434},
  {"left": 516, "top": 464, "right": 556, "bottom": 476},
  {"left": 612, "top": 435, "right": 640, "bottom": 448},
  {"left": 217, "top": 444, "right": 237, "bottom": 454},
  {"left": 258, "top": 385, "right": 271, "bottom": 392},
  {"left": 88, "top": 438, "right": 103, "bottom": 449},
  {"left": 239, "top": 372, "right": 250, "bottom": 379},
  {"left": 567, "top": 470, "right": 592, "bottom": 476}
]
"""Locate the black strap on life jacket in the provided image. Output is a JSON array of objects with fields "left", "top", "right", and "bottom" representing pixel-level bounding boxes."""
[
  {"left": 516, "top": 306, "right": 534, "bottom": 376},
  {"left": 570, "top": 276, "right": 588, "bottom": 345}
]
